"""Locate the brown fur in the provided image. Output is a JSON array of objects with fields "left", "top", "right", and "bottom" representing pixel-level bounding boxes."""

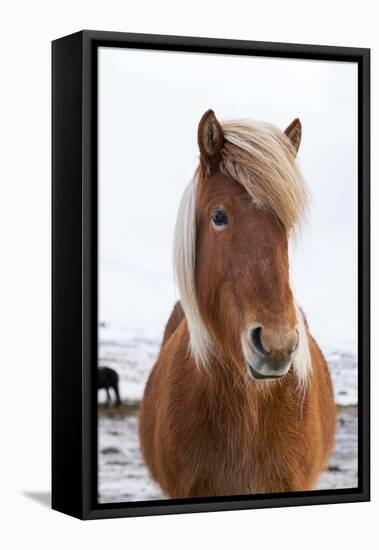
[
  {"left": 284, "top": 118, "right": 302, "bottom": 153},
  {"left": 139, "top": 112, "right": 336, "bottom": 498},
  {"left": 162, "top": 301, "right": 184, "bottom": 345}
]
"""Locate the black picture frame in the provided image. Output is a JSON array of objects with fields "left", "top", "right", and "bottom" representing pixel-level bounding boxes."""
[{"left": 52, "top": 30, "right": 370, "bottom": 520}]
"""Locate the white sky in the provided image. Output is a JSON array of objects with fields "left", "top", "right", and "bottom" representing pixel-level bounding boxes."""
[{"left": 99, "top": 47, "right": 358, "bottom": 354}]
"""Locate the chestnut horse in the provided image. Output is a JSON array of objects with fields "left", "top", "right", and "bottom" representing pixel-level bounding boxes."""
[{"left": 139, "top": 110, "right": 336, "bottom": 497}]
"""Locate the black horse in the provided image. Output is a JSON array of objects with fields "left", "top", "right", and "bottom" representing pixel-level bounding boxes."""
[{"left": 98, "top": 367, "right": 121, "bottom": 406}]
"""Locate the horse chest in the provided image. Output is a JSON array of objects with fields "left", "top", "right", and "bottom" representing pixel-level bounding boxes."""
[{"left": 183, "top": 397, "right": 297, "bottom": 494}]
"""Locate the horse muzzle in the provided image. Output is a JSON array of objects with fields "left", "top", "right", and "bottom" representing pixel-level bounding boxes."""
[{"left": 242, "top": 325, "right": 299, "bottom": 381}]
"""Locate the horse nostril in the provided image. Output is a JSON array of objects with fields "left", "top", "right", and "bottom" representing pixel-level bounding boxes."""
[{"left": 251, "top": 327, "right": 268, "bottom": 358}]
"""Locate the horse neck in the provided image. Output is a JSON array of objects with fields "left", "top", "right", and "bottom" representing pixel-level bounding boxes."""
[{"left": 195, "top": 344, "right": 302, "bottom": 430}]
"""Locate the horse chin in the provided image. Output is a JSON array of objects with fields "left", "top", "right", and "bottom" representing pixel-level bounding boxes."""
[{"left": 247, "top": 362, "right": 290, "bottom": 381}]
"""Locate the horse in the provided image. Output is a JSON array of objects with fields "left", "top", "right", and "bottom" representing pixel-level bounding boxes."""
[
  {"left": 139, "top": 110, "right": 336, "bottom": 498},
  {"left": 98, "top": 367, "right": 121, "bottom": 406}
]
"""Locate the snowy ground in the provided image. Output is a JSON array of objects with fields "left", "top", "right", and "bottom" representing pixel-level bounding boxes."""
[{"left": 98, "top": 327, "right": 358, "bottom": 503}]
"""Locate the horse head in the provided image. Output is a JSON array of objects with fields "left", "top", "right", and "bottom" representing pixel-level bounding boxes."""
[{"left": 174, "top": 110, "right": 311, "bottom": 384}]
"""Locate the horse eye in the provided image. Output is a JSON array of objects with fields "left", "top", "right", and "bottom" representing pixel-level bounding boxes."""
[{"left": 212, "top": 209, "right": 228, "bottom": 227}]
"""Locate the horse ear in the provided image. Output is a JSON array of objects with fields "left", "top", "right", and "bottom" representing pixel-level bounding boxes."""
[
  {"left": 284, "top": 118, "right": 302, "bottom": 154},
  {"left": 198, "top": 109, "right": 224, "bottom": 173}
]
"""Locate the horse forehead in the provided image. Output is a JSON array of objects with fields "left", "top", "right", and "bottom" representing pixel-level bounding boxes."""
[{"left": 199, "top": 170, "right": 246, "bottom": 203}]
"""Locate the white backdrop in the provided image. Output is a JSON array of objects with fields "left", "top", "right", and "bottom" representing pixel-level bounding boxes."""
[
  {"left": 99, "top": 48, "right": 357, "bottom": 354},
  {"left": 0, "top": 1, "right": 377, "bottom": 549}
]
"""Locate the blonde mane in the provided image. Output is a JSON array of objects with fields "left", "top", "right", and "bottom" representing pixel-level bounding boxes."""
[{"left": 173, "top": 119, "right": 311, "bottom": 385}]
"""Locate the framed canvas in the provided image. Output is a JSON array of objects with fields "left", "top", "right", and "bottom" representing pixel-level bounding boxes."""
[{"left": 52, "top": 30, "right": 370, "bottom": 520}]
